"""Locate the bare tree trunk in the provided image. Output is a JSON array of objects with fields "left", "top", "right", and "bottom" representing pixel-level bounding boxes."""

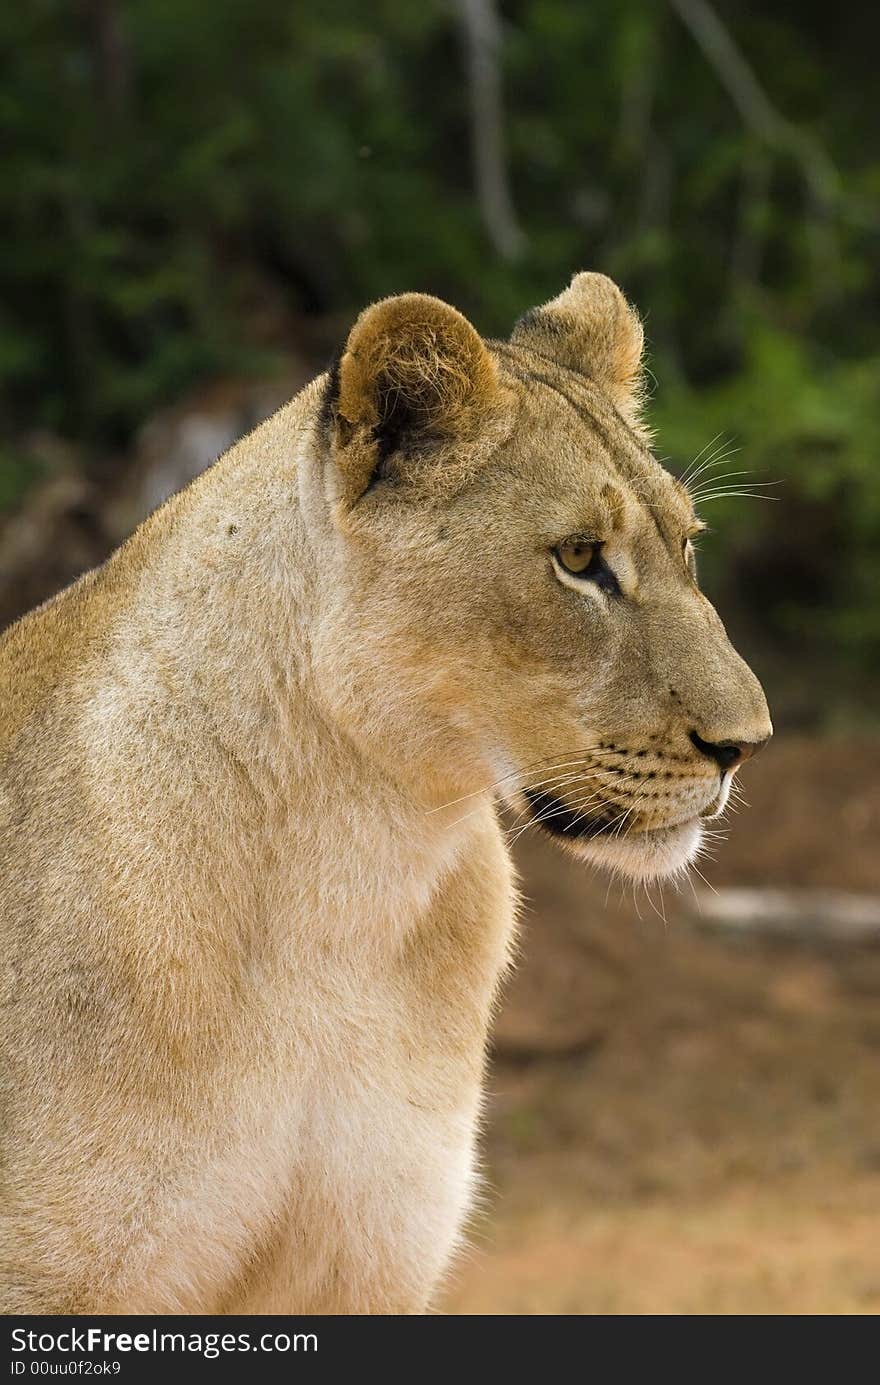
[
  {"left": 669, "top": 0, "right": 844, "bottom": 300},
  {"left": 668, "top": 0, "right": 838, "bottom": 207},
  {"left": 456, "top": 0, "right": 526, "bottom": 261},
  {"left": 84, "top": 0, "right": 132, "bottom": 115}
]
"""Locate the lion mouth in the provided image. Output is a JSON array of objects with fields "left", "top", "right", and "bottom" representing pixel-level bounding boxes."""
[
  {"left": 522, "top": 787, "right": 704, "bottom": 845},
  {"left": 522, "top": 788, "right": 629, "bottom": 841},
  {"left": 520, "top": 787, "right": 705, "bottom": 882}
]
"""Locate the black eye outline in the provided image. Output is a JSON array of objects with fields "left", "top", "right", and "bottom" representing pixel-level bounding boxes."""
[{"left": 553, "top": 539, "right": 621, "bottom": 597}]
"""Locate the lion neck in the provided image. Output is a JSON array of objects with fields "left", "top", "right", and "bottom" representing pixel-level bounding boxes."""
[{"left": 109, "top": 391, "right": 483, "bottom": 948}]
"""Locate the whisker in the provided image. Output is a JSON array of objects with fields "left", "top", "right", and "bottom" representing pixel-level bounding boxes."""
[
  {"left": 680, "top": 447, "right": 743, "bottom": 490},
  {"left": 426, "top": 746, "right": 619, "bottom": 814},
  {"left": 446, "top": 757, "right": 620, "bottom": 833},
  {"left": 679, "top": 432, "right": 728, "bottom": 485},
  {"left": 689, "top": 861, "right": 718, "bottom": 896},
  {"left": 505, "top": 762, "right": 627, "bottom": 828},
  {"left": 691, "top": 484, "right": 781, "bottom": 501},
  {"left": 506, "top": 773, "right": 610, "bottom": 831},
  {"left": 603, "top": 792, "right": 644, "bottom": 839},
  {"left": 574, "top": 782, "right": 644, "bottom": 839},
  {"left": 685, "top": 869, "right": 702, "bottom": 913},
  {"left": 642, "top": 880, "right": 668, "bottom": 931},
  {"left": 693, "top": 489, "right": 780, "bottom": 504},
  {"left": 630, "top": 878, "right": 644, "bottom": 922},
  {"left": 506, "top": 789, "right": 611, "bottom": 847},
  {"left": 687, "top": 468, "right": 768, "bottom": 498},
  {"left": 506, "top": 774, "right": 640, "bottom": 849}
]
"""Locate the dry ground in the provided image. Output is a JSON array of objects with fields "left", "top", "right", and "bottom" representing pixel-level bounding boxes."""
[{"left": 442, "top": 738, "right": 880, "bottom": 1314}]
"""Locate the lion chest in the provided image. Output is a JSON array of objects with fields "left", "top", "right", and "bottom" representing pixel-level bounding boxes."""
[{"left": 123, "top": 843, "right": 515, "bottom": 1313}]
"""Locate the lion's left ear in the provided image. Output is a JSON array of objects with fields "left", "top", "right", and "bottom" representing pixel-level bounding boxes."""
[
  {"left": 324, "top": 292, "right": 502, "bottom": 506},
  {"left": 511, "top": 272, "right": 646, "bottom": 430}
]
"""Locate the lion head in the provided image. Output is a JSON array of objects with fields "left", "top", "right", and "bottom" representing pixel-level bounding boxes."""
[{"left": 304, "top": 272, "right": 771, "bottom": 882}]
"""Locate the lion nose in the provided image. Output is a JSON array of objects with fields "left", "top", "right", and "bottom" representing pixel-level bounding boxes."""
[{"left": 689, "top": 729, "right": 771, "bottom": 772}]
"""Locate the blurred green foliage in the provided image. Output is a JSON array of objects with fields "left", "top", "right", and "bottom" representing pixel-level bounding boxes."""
[{"left": 0, "top": 0, "right": 878, "bottom": 689}]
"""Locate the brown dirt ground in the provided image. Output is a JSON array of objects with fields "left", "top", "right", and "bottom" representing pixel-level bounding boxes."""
[{"left": 441, "top": 737, "right": 880, "bottom": 1315}]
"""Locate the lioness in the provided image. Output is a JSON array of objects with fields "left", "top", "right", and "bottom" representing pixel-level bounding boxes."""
[{"left": 0, "top": 273, "right": 770, "bottom": 1314}]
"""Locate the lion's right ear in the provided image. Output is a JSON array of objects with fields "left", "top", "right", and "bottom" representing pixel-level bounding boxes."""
[
  {"left": 321, "top": 293, "right": 500, "bottom": 506},
  {"left": 511, "top": 272, "right": 646, "bottom": 431}
]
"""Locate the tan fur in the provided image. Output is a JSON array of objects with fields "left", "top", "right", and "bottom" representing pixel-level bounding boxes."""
[
  {"left": 334, "top": 293, "right": 511, "bottom": 506},
  {"left": 0, "top": 272, "right": 770, "bottom": 1315},
  {"left": 511, "top": 272, "right": 647, "bottom": 433}
]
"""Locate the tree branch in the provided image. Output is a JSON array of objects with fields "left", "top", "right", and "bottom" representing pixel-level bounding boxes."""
[
  {"left": 668, "top": 0, "right": 840, "bottom": 208},
  {"left": 456, "top": 0, "right": 526, "bottom": 261}
]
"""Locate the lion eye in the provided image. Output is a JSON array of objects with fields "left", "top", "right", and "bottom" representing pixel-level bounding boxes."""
[
  {"left": 556, "top": 540, "right": 598, "bottom": 574},
  {"left": 553, "top": 539, "right": 621, "bottom": 596}
]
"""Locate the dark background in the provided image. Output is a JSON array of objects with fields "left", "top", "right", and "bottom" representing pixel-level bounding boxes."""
[{"left": 2, "top": 1, "right": 879, "bottom": 1314}]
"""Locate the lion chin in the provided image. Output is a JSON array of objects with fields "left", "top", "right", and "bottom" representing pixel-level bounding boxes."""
[
  {"left": 563, "top": 818, "right": 705, "bottom": 883},
  {"left": 521, "top": 798, "right": 705, "bottom": 883}
]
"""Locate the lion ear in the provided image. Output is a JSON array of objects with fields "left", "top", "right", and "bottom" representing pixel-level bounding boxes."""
[
  {"left": 324, "top": 292, "right": 501, "bottom": 505},
  {"left": 511, "top": 272, "right": 646, "bottom": 429}
]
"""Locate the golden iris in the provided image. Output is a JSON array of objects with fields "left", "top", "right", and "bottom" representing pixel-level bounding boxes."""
[{"left": 557, "top": 540, "right": 597, "bottom": 575}]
